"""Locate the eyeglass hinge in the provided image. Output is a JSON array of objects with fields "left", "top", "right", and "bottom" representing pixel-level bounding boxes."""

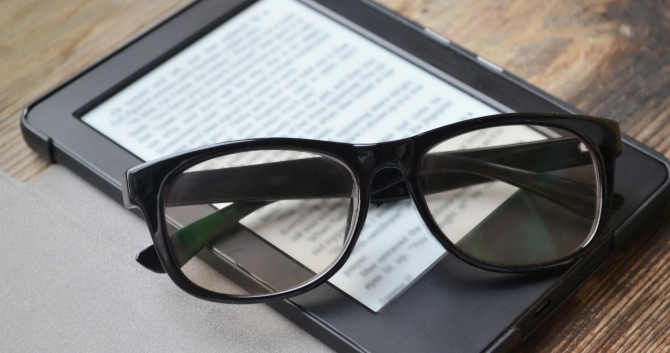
[{"left": 136, "top": 245, "right": 166, "bottom": 273}]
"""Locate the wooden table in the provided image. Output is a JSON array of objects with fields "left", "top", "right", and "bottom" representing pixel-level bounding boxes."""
[{"left": 1, "top": 0, "right": 669, "bottom": 351}]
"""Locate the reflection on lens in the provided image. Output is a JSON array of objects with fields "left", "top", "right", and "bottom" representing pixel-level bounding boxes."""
[
  {"left": 163, "top": 150, "right": 356, "bottom": 296},
  {"left": 419, "top": 125, "right": 599, "bottom": 267}
]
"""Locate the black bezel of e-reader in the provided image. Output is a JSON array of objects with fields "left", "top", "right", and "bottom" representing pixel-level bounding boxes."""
[{"left": 20, "top": 0, "right": 670, "bottom": 352}]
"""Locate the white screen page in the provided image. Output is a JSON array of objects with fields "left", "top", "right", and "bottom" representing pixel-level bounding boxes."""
[{"left": 82, "top": 0, "right": 542, "bottom": 311}]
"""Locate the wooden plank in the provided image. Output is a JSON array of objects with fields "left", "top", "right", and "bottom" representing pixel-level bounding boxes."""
[
  {"left": 0, "top": 0, "right": 192, "bottom": 181},
  {"left": 1, "top": 0, "right": 669, "bottom": 351}
]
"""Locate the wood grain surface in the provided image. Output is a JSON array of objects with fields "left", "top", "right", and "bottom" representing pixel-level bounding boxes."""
[{"left": 1, "top": 0, "right": 669, "bottom": 351}]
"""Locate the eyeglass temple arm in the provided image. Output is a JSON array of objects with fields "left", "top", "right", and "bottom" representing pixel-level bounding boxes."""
[
  {"left": 424, "top": 155, "right": 597, "bottom": 216},
  {"left": 136, "top": 201, "right": 270, "bottom": 272},
  {"left": 164, "top": 154, "right": 352, "bottom": 207},
  {"left": 372, "top": 137, "right": 590, "bottom": 198},
  {"left": 140, "top": 139, "right": 607, "bottom": 272},
  {"left": 419, "top": 137, "right": 600, "bottom": 218},
  {"left": 376, "top": 139, "right": 623, "bottom": 212},
  {"left": 165, "top": 138, "right": 601, "bottom": 215}
]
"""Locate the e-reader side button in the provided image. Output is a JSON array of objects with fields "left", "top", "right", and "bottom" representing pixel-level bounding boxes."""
[
  {"left": 423, "top": 28, "right": 451, "bottom": 46},
  {"left": 556, "top": 241, "right": 613, "bottom": 307},
  {"left": 476, "top": 56, "right": 504, "bottom": 73}
]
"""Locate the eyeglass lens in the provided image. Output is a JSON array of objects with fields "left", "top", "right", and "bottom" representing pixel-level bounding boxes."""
[
  {"left": 163, "top": 150, "right": 357, "bottom": 296},
  {"left": 419, "top": 124, "right": 600, "bottom": 267}
]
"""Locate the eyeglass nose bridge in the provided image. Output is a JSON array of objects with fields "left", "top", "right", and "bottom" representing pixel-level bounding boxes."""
[
  {"left": 354, "top": 139, "right": 417, "bottom": 205},
  {"left": 355, "top": 138, "right": 415, "bottom": 177}
]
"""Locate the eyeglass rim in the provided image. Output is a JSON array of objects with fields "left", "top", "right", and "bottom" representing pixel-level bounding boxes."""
[
  {"left": 412, "top": 125, "right": 603, "bottom": 270},
  {"left": 123, "top": 112, "right": 620, "bottom": 304}
]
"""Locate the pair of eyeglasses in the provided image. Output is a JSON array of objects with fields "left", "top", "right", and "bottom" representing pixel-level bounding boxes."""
[{"left": 122, "top": 113, "right": 622, "bottom": 304}]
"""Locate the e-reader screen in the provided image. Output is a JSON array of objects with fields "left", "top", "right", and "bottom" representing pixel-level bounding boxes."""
[{"left": 81, "top": 0, "right": 542, "bottom": 311}]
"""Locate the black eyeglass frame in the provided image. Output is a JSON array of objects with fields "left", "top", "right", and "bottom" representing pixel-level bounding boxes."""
[{"left": 122, "top": 112, "right": 621, "bottom": 304}]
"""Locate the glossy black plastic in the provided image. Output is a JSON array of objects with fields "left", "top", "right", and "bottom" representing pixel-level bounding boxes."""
[{"left": 123, "top": 112, "right": 621, "bottom": 304}]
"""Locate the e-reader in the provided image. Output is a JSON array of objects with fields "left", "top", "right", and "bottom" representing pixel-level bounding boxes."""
[{"left": 21, "top": 0, "right": 670, "bottom": 351}]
